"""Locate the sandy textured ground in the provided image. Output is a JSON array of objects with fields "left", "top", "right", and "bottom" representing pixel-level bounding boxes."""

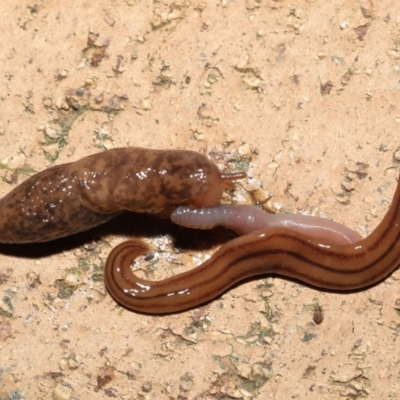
[{"left": 0, "top": 1, "right": 399, "bottom": 399}]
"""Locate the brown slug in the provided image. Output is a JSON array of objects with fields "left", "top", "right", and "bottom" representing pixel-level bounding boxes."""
[{"left": 0, "top": 147, "right": 245, "bottom": 243}]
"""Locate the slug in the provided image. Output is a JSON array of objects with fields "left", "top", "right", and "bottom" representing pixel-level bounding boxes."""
[
  {"left": 105, "top": 173, "right": 400, "bottom": 314},
  {"left": 0, "top": 147, "right": 245, "bottom": 243},
  {"left": 170, "top": 204, "right": 362, "bottom": 244}
]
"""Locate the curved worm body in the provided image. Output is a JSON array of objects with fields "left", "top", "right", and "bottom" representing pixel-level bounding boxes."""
[
  {"left": 105, "top": 174, "right": 400, "bottom": 314},
  {"left": 0, "top": 148, "right": 244, "bottom": 243},
  {"left": 171, "top": 204, "right": 362, "bottom": 244}
]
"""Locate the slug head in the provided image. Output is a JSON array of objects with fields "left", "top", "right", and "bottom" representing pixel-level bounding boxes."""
[{"left": 183, "top": 161, "right": 246, "bottom": 208}]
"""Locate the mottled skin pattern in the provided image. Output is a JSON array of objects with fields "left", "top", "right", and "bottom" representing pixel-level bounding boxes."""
[{"left": 0, "top": 148, "right": 233, "bottom": 243}]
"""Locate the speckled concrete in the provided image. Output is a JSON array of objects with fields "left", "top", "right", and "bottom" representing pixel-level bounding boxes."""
[{"left": 0, "top": 1, "right": 399, "bottom": 399}]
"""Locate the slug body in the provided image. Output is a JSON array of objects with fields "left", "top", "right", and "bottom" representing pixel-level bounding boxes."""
[
  {"left": 0, "top": 148, "right": 244, "bottom": 243},
  {"left": 105, "top": 174, "right": 400, "bottom": 314}
]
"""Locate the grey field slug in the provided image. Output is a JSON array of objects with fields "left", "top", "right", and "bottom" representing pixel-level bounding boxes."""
[
  {"left": 105, "top": 172, "right": 400, "bottom": 314},
  {"left": 0, "top": 147, "right": 245, "bottom": 243}
]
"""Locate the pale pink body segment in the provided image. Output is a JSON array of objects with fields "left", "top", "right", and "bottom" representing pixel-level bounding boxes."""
[{"left": 171, "top": 204, "right": 362, "bottom": 244}]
